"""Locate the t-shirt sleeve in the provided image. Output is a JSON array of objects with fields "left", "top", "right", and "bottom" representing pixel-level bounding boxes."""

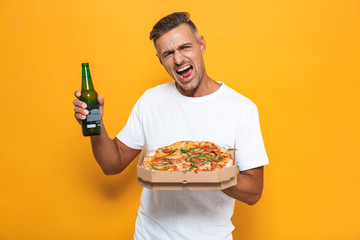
[
  {"left": 116, "top": 93, "right": 146, "bottom": 150},
  {"left": 235, "top": 103, "right": 269, "bottom": 171}
]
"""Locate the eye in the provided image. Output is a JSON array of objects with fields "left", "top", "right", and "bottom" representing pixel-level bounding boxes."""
[{"left": 163, "top": 51, "right": 174, "bottom": 59}]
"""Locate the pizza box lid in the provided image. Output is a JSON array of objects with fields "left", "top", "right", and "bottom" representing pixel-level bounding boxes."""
[{"left": 137, "top": 149, "right": 238, "bottom": 190}]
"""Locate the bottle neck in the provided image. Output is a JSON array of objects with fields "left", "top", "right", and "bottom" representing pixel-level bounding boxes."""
[{"left": 82, "top": 65, "right": 94, "bottom": 90}]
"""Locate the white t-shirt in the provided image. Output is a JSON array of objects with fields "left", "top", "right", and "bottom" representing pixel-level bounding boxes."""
[{"left": 117, "top": 82, "right": 269, "bottom": 240}]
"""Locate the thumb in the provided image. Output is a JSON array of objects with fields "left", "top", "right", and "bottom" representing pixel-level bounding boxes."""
[{"left": 97, "top": 96, "right": 104, "bottom": 105}]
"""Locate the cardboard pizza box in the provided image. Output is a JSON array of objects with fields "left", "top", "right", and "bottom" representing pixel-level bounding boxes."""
[{"left": 137, "top": 149, "right": 238, "bottom": 190}]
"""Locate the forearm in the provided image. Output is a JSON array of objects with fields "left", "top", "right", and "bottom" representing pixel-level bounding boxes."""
[
  {"left": 222, "top": 167, "right": 264, "bottom": 205},
  {"left": 90, "top": 122, "right": 122, "bottom": 175}
]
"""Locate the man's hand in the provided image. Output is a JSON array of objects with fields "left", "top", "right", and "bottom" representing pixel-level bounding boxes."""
[
  {"left": 72, "top": 90, "right": 140, "bottom": 175},
  {"left": 222, "top": 166, "right": 264, "bottom": 205},
  {"left": 73, "top": 90, "right": 104, "bottom": 125}
]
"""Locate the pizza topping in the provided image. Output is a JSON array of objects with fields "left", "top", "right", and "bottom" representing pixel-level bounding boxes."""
[
  {"left": 168, "top": 149, "right": 177, "bottom": 155},
  {"left": 144, "top": 141, "right": 233, "bottom": 173},
  {"left": 151, "top": 165, "right": 169, "bottom": 171}
]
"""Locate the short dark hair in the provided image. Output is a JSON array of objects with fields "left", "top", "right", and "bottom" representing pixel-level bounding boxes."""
[{"left": 150, "top": 12, "right": 199, "bottom": 44}]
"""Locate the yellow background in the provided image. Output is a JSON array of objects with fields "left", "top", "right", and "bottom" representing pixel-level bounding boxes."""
[{"left": 1, "top": 0, "right": 359, "bottom": 239}]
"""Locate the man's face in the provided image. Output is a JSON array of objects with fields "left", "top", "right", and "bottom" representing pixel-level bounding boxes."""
[{"left": 155, "top": 24, "right": 206, "bottom": 92}]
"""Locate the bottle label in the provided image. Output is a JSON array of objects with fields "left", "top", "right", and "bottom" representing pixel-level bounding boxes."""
[
  {"left": 87, "top": 109, "right": 101, "bottom": 122},
  {"left": 87, "top": 124, "right": 96, "bottom": 128}
]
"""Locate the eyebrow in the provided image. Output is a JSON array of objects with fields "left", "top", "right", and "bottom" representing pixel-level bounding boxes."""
[
  {"left": 161, "top": 42, "right": 193, "bottom": 58},
  {"left": 161, "top": 49, "right": 174, "bottom": 58}
]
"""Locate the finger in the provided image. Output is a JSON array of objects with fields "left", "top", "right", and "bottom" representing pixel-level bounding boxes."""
[
  {"left": 74, "top": 112, "right": 82, "bottom": 124},
  {"left": 74, "top": 112, "right": 86, "bottom": 121},
  {"left": 74, "top": 90, "right": 81, "bottom": 98},
  {"left": 74, "top": 106, "right": 89, "bottom": 115},
  {"left": 73, "top": 99, "right": 87, "bottom": 108},
  {"left": 97, "top": 96, "right": 104, "bottom": 105}
]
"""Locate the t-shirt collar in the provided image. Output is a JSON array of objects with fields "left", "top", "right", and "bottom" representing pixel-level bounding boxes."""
[{"left": 171, "top": 81, "right": 225, "bottom": 103}]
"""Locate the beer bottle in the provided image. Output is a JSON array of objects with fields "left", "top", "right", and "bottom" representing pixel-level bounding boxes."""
[{"left": 80, "top": 63, "right": 101, "bottom": 136}]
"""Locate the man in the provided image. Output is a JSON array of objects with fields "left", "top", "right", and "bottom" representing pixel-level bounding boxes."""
[{"left": 73, "top": 12, "right": 268, "bottom": 240}]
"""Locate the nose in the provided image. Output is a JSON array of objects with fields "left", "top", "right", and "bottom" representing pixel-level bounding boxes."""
[{"left": 173, "top": 51, "right": 184, "bottom": 65}]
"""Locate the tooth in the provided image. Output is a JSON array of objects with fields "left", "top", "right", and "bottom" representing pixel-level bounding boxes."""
[{"left": 178, "top": 65, "right": 190, "bottom": 72}]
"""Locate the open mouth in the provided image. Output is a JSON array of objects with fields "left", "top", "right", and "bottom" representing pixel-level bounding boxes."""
[{"left": 176, "top": 65, "right": 193, "bottom": 80}]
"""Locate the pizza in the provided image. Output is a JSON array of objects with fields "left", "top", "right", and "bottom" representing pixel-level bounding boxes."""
[{"left": 143, "top": 141, "right": 233, "bottom": 173}]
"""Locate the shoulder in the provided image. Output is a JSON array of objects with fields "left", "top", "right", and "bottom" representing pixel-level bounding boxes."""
[
  {"left": 143, "top": 82, "right": 174, "bottom": 97},
  {"left": 220, "top": 84, "right": 258, "bottom": 110},
  {"left": 136, "top": 82, "right": 175, "bottom": 106}
]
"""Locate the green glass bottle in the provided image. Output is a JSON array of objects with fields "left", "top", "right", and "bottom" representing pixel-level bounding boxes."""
[{"left": 80, "top": 63, "right": 101, "bottom": 136}]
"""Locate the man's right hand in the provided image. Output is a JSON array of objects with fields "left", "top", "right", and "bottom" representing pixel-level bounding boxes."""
[
  {"left": 73, "top": 90, "right": 105, "bottom": 125},
  {"left": 72, "top": 90, "right": 141, "bottom": 175}
]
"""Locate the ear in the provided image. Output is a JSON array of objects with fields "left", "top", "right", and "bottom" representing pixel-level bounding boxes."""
[{"left": 200, "top": 36, "right": 206, "bottom": 54}]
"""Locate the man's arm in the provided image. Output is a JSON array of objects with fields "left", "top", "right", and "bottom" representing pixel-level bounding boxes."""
[
  {"left": 74, "top": 90, "right": 141, "bottom": 175},
  {"left": 222, "top": 166, "right": 264, "bottom": 205},
  {"left": 90, "top": 125, "right": 141, "bottom": 175}
]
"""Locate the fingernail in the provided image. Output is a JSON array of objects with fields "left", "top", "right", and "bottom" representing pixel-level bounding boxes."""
[
  {"left": 82, "top": 103, "right": 86, "bottom": 108},
  {"left": 82, "top": 115, "right": 86, "bottom": 119},
  {"left": 84, "top": 110, "right": 89, "bottom": 115}
]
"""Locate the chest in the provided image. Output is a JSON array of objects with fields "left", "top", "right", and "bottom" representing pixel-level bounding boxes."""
[{"left": 141, "top": 98, "right": 239, "bottom": 150}]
